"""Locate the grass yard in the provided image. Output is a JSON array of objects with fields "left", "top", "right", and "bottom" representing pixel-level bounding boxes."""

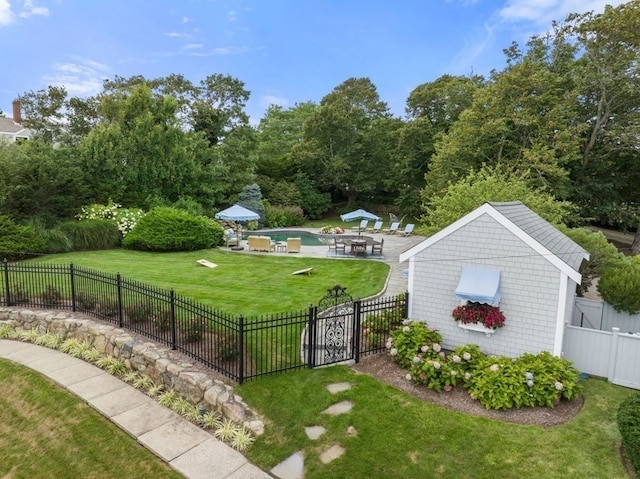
[
  {"left": 238, "top": 366, "right": 634, "bottom": 479},
  {"left": 31, "top": 248, "right": 389, "bottom": 317},
  {"left": 0, "top": 358, "right": 183, "bottom": 479}
]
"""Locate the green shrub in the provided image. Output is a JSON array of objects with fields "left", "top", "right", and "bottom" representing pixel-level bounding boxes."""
[
  {"left": 0, "top": 215, "right": 47, "bottom": 261},
  {"left": 41, "top": 285, "right": 63, "bottom": 306},
  {"left": 122, "top": 207, "right": 223, "bottom": 252},
  {"left": 182, "top": 316, "right": 207, "bottom": 342},
  {"left": 264, "top": 203, "right": 305, "bottom": 228},
  {"left": 467, "top": 352, "right": 582, "bottom": 410},
  {"left": 172, "top": 196, "right": 207, "bottom": 217},
  {"left": 58, "top": 219, "right": 122, "bottom": 251},
  {"left": 25, "top": 218, "right": 73, "bottom": 254},
  {"left": 76, "top": 292, "right": 98, "bottom": 310},
  {"left": 125, "top": 300, "right": 154, "bottom": 324},
  {"left": 598, "top": 258, "right": 640, "bottom": 314},
  {"left": 618, "top": 393, "right": 640, "bottom": 475},
  {"left": 388, "top": 320, "right": 443, "bottom": 369}
]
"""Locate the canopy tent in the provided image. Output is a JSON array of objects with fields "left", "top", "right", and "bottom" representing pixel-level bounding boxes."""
[
  {"left": 453, "top": 267, "right": 501, "bottom": 306},
  {"left": 340, "top": 209, "right": 381, "bottom": 237},
  {"left": 215, "top": 204, "right": 260, "bottom": 249}
]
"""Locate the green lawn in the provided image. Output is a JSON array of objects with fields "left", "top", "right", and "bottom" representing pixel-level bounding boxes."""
[
  {"left": 238, "top": 366, "right": 634, "bottom": 479},
  {"left": 31, "top": 248, "right": 389, "bottom": 317},
  {"left": 0, "top": 359, "right": 183, "bottom": 479}
]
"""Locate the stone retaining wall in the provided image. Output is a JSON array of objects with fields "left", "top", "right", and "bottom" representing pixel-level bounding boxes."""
[{"left": 0, "top": 307, "right": 264, "bottom": 435}]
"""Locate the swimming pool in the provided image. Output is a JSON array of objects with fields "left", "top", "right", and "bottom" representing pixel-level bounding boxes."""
[{"left": 243, "top": 230, "right": 327, "bottom": 246}]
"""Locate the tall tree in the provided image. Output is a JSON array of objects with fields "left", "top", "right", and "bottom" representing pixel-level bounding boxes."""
[
  {"left": 18, "top": 85, "right": 68, "bottom": 142},
  {"left": 300, "top": 77, "right": 395, "bottom": 206}
]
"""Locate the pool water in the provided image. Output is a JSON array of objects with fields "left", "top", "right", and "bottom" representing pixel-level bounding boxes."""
[{"left": 243, "top": 230, "right": 327, "bottom": 246}]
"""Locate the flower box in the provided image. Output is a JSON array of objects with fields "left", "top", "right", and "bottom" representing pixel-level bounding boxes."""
[{"left": 457, "top": 321, "right": 497, "bottom": 336}]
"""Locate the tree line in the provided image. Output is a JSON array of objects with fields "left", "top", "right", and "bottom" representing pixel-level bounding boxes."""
[{"left": 1, "top": 2, "right": 639, "bottom": 249}]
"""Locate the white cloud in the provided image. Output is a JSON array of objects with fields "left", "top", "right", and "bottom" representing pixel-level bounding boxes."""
[
  {"left": 189, "top": 46, "right": 248, "bottom": 57},
  {"left": 228, "top": 9, "right": 237, "bottom": 21},
  {"left": 445, "top": 21, "right": 496, "bottom": 75},
  {"left": 499, "top": 0, "right": 631, "bottom": 25},
  {"left": 260, "top": 95, "right": 289, "bottom": 109},
  {"left": 182, "top": 16, "right": 191, "bottom": 23},
  {"left": 182, "top": 43, "right": 203, "bottom": 50},
  {"left": 0, "top": 0, "right": 13, "bottom": 26},
  {"left": 165, "top": 31, "right": 187, "bottom": 38},
  {"left": 43, "top": 59, "right": 110, "bottom": 97},
  {"left": 19, "top": 0, "right": 48, "bottom": 19}
]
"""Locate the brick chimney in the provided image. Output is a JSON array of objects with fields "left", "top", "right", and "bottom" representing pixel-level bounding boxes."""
[{"left": 12, "top": 99, "right": 22, "bottom": 124}]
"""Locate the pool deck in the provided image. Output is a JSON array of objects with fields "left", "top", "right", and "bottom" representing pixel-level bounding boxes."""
[{"left": 226, "top": 228, "right": 425, "bottom": 297}]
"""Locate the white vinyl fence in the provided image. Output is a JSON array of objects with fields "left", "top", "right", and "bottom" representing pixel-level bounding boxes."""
[
  {"left": 573, "top": 297, "right": 640, "bottom": 333},
  {"left": 563, "top": 324, "right": 640, "bottom": 390}
]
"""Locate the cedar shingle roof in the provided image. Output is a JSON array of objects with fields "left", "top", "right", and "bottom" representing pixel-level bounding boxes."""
[{"left": 490, "top": 201, "right": 588, "bottom": 271}]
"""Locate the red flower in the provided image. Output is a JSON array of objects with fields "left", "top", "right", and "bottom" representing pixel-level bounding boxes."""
[{"left": 452, "top": 303, "right": 505, "bottom": 329}]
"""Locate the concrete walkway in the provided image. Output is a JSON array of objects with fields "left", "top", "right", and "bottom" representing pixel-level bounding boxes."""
[
  {"left": 1, "top": 229, "right": 424, "bottom": 479},
  {"left": 0, "top": 339, "right": 271, "bottom": 479}
]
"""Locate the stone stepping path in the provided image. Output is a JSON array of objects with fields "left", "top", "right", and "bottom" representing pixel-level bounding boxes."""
[{"left": 270, "top": 382, "right": 354, "bottom": 478}]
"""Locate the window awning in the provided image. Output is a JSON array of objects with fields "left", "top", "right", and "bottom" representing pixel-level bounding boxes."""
[{"left": 454, "top": 267, "right": 501, "bottom": 306}]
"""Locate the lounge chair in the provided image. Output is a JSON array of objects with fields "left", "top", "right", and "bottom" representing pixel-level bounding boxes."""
[
  {"left": 396, "top": 223, "right": 415, "bottom": 237},
  {"left": 287, "top": 237, "right": 301, "bottom": 253},
  {"left": 224, "top": 229, "right": 240, "bottom": 247},
  {"left": 382, "top": 222, "right": 400, "bottom": 235},
  {"left": 366, "top": 221, "right": 383, "bottom": 233},
  {"left": 351, "top": 219, "right": 368, "bottom": 232},
  {"left": 371, "top": 238, "right": 384, "bottom": 256},
  {"left": 389, "top": 213, "right": 407, "bottom": 227}
]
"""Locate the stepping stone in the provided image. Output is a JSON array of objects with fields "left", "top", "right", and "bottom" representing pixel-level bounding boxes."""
[
  {"left": 321, "top": 400, "right": 353, "bottom": 416},
  {"left": 326, "top": 382, "right": 351, "bottom": 394},
  {"left": 270, "top": 451, "right": 304, "bottom": 479},
  {"left": 319, "top": 444, "right": 345, "bottom": 464},
  {"left": 305, "top": 425, "right": 326, "bottom": 440}
]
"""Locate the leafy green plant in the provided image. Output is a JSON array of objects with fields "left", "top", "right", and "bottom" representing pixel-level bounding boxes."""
[
  {"left": 95, "top": 356, "right": 128, "bottom": 375},
  {"left": 182, "top": 316, "right": 207, "bottom": 343},
  {"left": 215, "top": 332, "right": 240, "bottom": 361},
  {"left": 0, "top": 324, "right": 19, "bottom": 339},
  {"left": 231, "top": 427, "right": 256, "bottom": 452},
  {"left": 0, "top": 215, "right": 47, "bottom": 261},
  {"left": 618, "top": 393, "right": 640, "bottom": 475},
  {"left": 150, "top": 308, "right": 172, "bottom": 332},
  {"left": 58, "top": 219, "right": 122, "bottom": 251},
  {"left": 387, "top": 320, "right": 443, "bottom": 369},
  {"left": 598, "top": 257, "right": 640, "bottom": 314},
  {"left": 199, "top": 411, "right": 222, "bottom": 429},
  {"left": 125, "top": 300, "right": 154, "bottom": 324},
  {"left": 146, "top": 382, "right": 164, "bottom": 398},
  {"left": 97, "top": 298, "right": 119, "bottom": 318},
  {"left": 76, "top": 292, "right": 98, "bottom": 311},
  {"left": 122, "top": 371, "right": 141, "bottom": 384},
  {"left": 60, "top": 338, "right": 93, "bottom": 358},
  {"left": 133, "top": 374, "right": 155, "bottom": 390},
  {"left": 41, "top": 284, "right": 63, "bottom": 306},
  {"left": 158, "top": 389, "right": 180, "bottom": 408},
  {"left": 19, "top": 329, "right": 40, "bottom": 343},
  {"left": 264, "top": 203, "right": 305, "bottom": 228},
  {"left": 122, "top": 207, "right": 223, "bottom": 252},
  {"left": 214, "top": 418, "right": 240, "bottom": 442}
]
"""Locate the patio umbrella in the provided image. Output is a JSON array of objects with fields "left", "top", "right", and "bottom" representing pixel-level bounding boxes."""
[
  {"left": 340, "top": 208, "right": 381, "bottom": 236},
  {"left": 215, "top": 204, "right": 260, "bottom": 247}
]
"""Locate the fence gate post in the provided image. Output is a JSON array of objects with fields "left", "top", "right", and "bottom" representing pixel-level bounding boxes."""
[
  {"left": 607, "top": 327, "right": 620, "bottom": 382},
  {"left": 404, "top": 291, "right": 409, "bottom": 319},
  {"left": 307, "top": 305, "right": 316, "bottom": 368},
  {"left": 3, "top": 259, "right": 10, "bottom": 306},
  {"left": 353, "top": 300, "right": 362, "bottom": 364}
]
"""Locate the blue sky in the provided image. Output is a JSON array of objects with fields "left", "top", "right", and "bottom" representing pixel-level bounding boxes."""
[{"left": 0, "top": 0, "right": 629, "bottom": 123}]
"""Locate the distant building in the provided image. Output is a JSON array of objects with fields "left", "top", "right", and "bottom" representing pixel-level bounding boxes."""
[{"left": 0, "top": 100, "right": 32, "bottom": 143}]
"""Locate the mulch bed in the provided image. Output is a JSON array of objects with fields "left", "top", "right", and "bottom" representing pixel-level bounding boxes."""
[{"left": 351, "top": 353, "right": 585, "bottom": 427}]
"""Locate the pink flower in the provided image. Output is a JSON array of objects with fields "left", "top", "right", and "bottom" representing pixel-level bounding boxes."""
[
  {"left": 420, "top": 345, "right": 429, "bottom": 353},
  {"left": 463, "top": 352, "right": 471, "bottom": 361},
  {"left": 490, "top": 364, "right": 500, "bottom": 372},
  {"left": 433, "top": 343, "right": 442, "bottom": 352},
  {"left": 452, "top": 355, "right": 461, "bottom": 363},
  {"left": 433, "top": 361, "right": 441, "bottom": 370}
]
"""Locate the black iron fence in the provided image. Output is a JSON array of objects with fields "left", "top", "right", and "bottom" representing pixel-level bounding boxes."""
[{"left": 1, "top": 260, "right": 408, "bottom": 383}]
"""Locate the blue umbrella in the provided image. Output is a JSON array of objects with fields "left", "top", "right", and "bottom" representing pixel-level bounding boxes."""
[
  {"left": 215, "top": 204, "right": 260, "bottom": 222},
  {"left": 340, "top": 209, "right": 381, "bottom": 236}
]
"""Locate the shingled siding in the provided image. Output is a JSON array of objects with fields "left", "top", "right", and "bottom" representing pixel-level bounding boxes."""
[{"left": 408, "top": 213, "right": 560, "bottom": 357}]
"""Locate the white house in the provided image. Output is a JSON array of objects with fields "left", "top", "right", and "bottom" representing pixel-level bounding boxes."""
[
  {"left": 0, "top": 100, "right": 32, "bottom": 144},
  {"left": 399, "top": 201, "right": 589, "bottom": 358}
]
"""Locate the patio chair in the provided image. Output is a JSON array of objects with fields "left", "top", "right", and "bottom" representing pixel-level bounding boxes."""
[
  {"left": 224, "top": 229, "right": 240, "bottom": 247},
  {"left": 351, "top": 219, "right": 368, "bottom": 232},
  {"left": 287, "top": 237, "right": 301, "bottom": 253},
  {"left": 371, "top": 238, "right": 384, "bottom": 256},
  {"left": 366, "top": 221, "right": 383, "bottom": 233},
  {"left": 396, "top": 223, "right": 415, "bottom": 237},
  {"left": 382, "top": 222, "right": 400, "bottom": 235},
  {"left": 334, "top": 239, "right": 347, "bottom": 255}
]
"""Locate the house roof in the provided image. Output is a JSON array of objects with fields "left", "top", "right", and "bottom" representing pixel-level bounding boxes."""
[
  {"left": 0, "top": 117, "right": 30, "bottom": 137},
  {"left": 399, "top": 201, "right": 589, "bottom": 283}
]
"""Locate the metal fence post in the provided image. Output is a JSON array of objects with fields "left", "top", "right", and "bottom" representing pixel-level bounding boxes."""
[
  {"left": 238, "top": 315, "right": 244, "bottom": 384},
  {"left": 307, "top": 305, "right": 316, "bottom": 368},
  {"left": 170, "top": 289, "right": 177, "bottom": 350},
  {"left": 3, "top": 259, "right": 10, "bottom": 306},
  {"left": 116, "top": 273, "right": 123, "bottom": 328},
  {"left": 70, "top": 263, "right": 76, "bottom": 312},
  {"left": 353, "top": 299, "right": 362, "bottom": 364}
]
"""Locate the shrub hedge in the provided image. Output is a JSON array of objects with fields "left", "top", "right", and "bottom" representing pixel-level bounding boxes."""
[
  {"left": 618, "top": 393, "right": 640, "bottom": 475},
  {"left": 0, "top": 215, "right": 47, "bottom": 261},
  {"left": 58, "top": 219, "right": 122, "bottom": 251},
  {"left": 123, "top": 207, "right": 223, "bottom": 252}
]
